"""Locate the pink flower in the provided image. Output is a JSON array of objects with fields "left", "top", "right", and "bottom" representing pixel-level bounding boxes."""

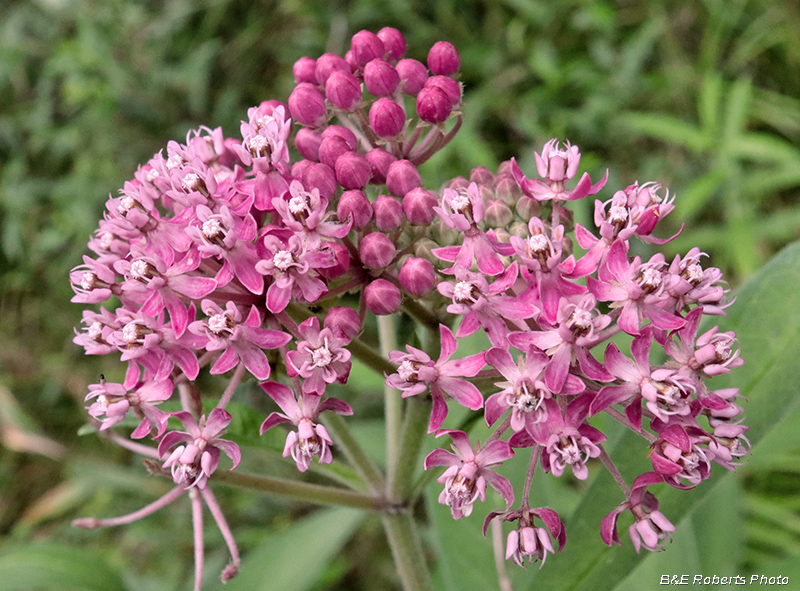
[
  {"left": 259, "top": 381, "right": 353, "bottom": 472},
  {"left": 386, "top": 324, "right": 485, "bottom": 433},
  {"left": 159, "top": 408, "right": 241, "bottom": 489},
  {"left": 485, "top": 507, "right": 566, "bottom": 568},
  {"left": 424, "top": 429, "right": 515, "bottom": 520},
  {"left": 286, "top": 316, "right": 352, "bottom": 395},
  {"left": 85, "top": 374, "right": 173, "bottom": 439}
]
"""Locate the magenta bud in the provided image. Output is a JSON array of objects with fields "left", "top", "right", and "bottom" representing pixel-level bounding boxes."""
[
  {"left": 416, "top": 85, "right": 452, "bottom": 124},
  {"left": 494, "top": 172, "right": 522, "bottom": 204},
  {"left": 335, "top": 151, "right": 372, "bottom": 189},
  {"left": 425, "top": 75, "right": 462, "bottom": 106},
  {"left": 288, "top": 83, "right": 327, "bottom": 128},
  {"left": 318, "top": 135, "right": 352, "bottom": 169},
  {"left": 365, "top": 148, "right": 397, "bottom": 184},
  {"left": 369, "top": 97, "right": 406, "bottom": 138},
  {"left": 257, "top": 100, "right": 289, "bottom": 120},
  {"left": 427, "top": 41, "right": 460, "bottom": 76},
  {"left": 470, "top": 166, "right": 494, "bottom": 187},
  {"left": 395, "top": 59, "right": 428, "bottom": 96},
  {"left": 360, "top": 232, "right": 396, "bottom": 268},
  {"left": 295, "top": 128, "right": 322, "bottom": 162},
  {"left": 325, "top": 70, "right": 362, "bottom": 112},
  {"left": 516, "top": 196, "right": 540, "bottom": 220},
  {"left": 386, "top": 159, "right": 421, "bottom": 197},
  {"left": 484, "top": 198, "right": 513, "bottom": 228},
  {"left": 350, "top": 30, "right": 386, "bottom": 68},
  {"left": 338, "top": 189, "right": 373, "bottom": 228},
  {"left": 373, "top": 195, "right": 404, "bottom": 231},
  {"left": 317, "top": 242, "right": 351, "bottom": 280},
  {"left": 324, "top": 306, "right": 362, "bottom": 339},
  {"left": 293, "top": 56, "right": 318, "bottom": 84},
  {"left": 315, "top": 53, "right": 351, "bottom": 85},
  {"left": 364, "top": 59, "right": 400, "bottom": 97},
  {"left": 402, "top": 187, "right": 438, "bottom": 226},
  {"left": 321, "top": 125, "right": 358, "bottom": 150},
  {"left": 399, "top": 257, "right": 435, "bottom": 295},
  {"left": 301, "top": 162, "right": 337, "bottom": 199},
  {"left": 344, "top": 49, "right": 358, "bottom": 72},
  {"left": 291, "top": 159, "right": 314, "bottom": 179},
  {"left": 445, "top": 176, "right": 470, "bottom": 191},
  {"left": 377, "top": 27, "right": 407, "bottom": 62},
  {"left": 220, "top": 137, "right": 244, "bottom": 168},
  {"left": 364, "top": 279, "right": 401, "bottom": 315}
]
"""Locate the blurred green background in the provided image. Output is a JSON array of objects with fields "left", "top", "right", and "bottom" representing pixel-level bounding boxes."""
[{"left": 2, "top": 0, "right": 800, "bottom": 589}]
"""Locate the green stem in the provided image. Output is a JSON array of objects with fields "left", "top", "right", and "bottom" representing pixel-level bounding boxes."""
[
  {"left": 321, "top": 412, "right": 385, "bottom": 493},
  {"left": 347, "top": 336, "right": 396, "bottom": 376},
  {"left": 387, "top": 396, "right": 432, "bottom": 504},
  {"left": 212, "top": 470, "right": 383, "bottom": 512},
  {"left": 401, "top": 297, "right": 442, "bottom": 331},
  {"left": 381, "top": 512, "right": 435, "bottom": 591},
  {"left": 379, "top": 315, "right": 403, "bottom": 483}
]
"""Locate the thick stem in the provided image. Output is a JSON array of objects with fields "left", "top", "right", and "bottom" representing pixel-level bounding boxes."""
[
  {"left": 212, "top": 469, "right": 383, "bottom": 511},
  {"left": 347, "top": 336, "right": 397, "bottom": 376},
  {"left": 387, "top": 396, "right": 431, "bottom": 504},
  {"left": 381, "top": 511, "right": 435, "bottom": 591},
  {"left": 491, "top": 518, "right": 515, "bottom": 591},
  {"left": 379, "top": 315, "right": 403, "bottom": 485},
  {"left": 321, "top": 412, "right": 385, "bottom": 493}
]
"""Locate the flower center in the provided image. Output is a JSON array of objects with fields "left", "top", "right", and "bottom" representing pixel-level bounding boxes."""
[
  {"left": 208, "top": 312, "right": 235, "bottom": 337},
  {"left": 122, "top": 321, "right": 153, "bottom": 346},
  {"left": 453, "top": 281, "right": 479, "bottom": 304},
  {"left": 201, "top": 218, "right": 227, "bottom": 246},
  {"left": 310, "top": 344, "right": 333, "bottom": 368},
  {"left": 272, "top": 250, "right": 295, "bottom": 272},
  {"left": 683, "top": 263, "right": 704, "bottom": 285},
  {"left": 397, "top": 360, "right": 421, "bottom": 382},
  {"left": 637, "top": 267, "right": 662, "bottom": 292},
  {"left": 130, "top": 259, "right": 158, "bottom": 282},
  {"left": 248, "top": 135, "right": 270, "bottom": 158}
]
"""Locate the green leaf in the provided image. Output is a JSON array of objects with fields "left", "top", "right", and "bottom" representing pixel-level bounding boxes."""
[
  {"left": 0, "top": 543, "right": 128, "bottom": 591},
  {"left": 617, "top": 113, "right": 707, "bottom": 153},
  {"left": 698, "top": 72, "right": 722, "bottom": 140},
  {"left": 519, "top": 240, "right": 800, "bottom": 590},
  {"left": 206, "top": 507, "right": 363, "bottom": 591}
]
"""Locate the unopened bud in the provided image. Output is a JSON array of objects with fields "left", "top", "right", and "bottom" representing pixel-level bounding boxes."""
[
  {"left": 321, "top": 125, "right": 358, "bottom": 150},
  {"left": 318, "top": 135, "right": 352, "bottom": 169},
  {"left": 416, "top": 85, "right": 452, "bottom": 124},
  {"left": 470, "top": 166, "right": 494, "bottom": 187},
  {"left": 399, "top": 257, "right": 436, "bottom": 295},
  {"left": 516, "top": 196, "right": 540, "bottom": 221},
  {"left": 317, "top": 242, "right": 351, "bottom": 280},
  {"left": 365, "top": 148, "right": 397, "bottom": 184},
  {"left": 369, "top": 97, "right": 406, "bottom": 138},
  {"left": 324, "top": 306, "right": 362, "bottom": 339},
  {"left": 484, "top": 198, "right": 513, "bottom": 228},
  {"left": 427, "top": 41, "right": 460, "bottom": 76},
  {"left": 301, "top": 162, "right": 337, "bottom": 199},
  {"left": 360, "top": 232, "right": 396, "bottom": 269},
  {"left": 425, "top": 75, "right": 462, "bottom": 106},
  {"left": 291, "top": 159, "right": 314, "bottom": 179},
  {"left": 377, "top": 27, "right": 407, "bottom": 62},
  {"left": 396, "top": 58, "right": 428, "bottom": 96},
  {"left": 494, "top": 172, "right": 522, "bottom": 205},
  {"left": 288, "top": 83, "right": 327, "bottom": 128},
  {"left": 364, "top": 279, "right": 401, "bottom": 315},
  {"left": 293, "top": 56, "right": 317, "bottom": 84},
  {"left": 338, "top": 189, "right": 373, "bottom": 228},
  {"left": 325, "top": 70, "right": 362, "bottom": 112},
  {"left": 386, "top": 159, "right": 421, "bottom": 197},
  {"left": 315, "top": 53, "right": 351, "bottom": 85},
  {"left": 335, "top": 151, "right": 372, "bottom": 189},
  {"left": 350, "top": 30, "right": 386, "bottom": 68},
  {"left": 373, "top": 195, "right": 405, "bottom": 231},
  {"left": 402, "top": 187, "right": 438, "bottom": 226},
  {"left": 295, "top": 128, "right": 322, "bottom": 161},
  {"left": 364, "top": 59, "right": 401, "bottom": 97}
]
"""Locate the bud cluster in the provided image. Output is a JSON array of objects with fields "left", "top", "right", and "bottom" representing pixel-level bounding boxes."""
[{"left": 70, "top": 28, "right": 745, "bottom": 588}]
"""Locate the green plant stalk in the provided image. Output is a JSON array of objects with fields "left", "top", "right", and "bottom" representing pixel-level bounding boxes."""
[
  {"left": 347, "top": 335, "right": 397, "bottom": 376},
  {"left": 379, "top": 314, "right": 403, "bottom": 484},
  {"left": 381, "top": 511, "right": 435, "bottom": 591},
  {"left": 213, "top": 470, "right": 382, "bottom": 511},
  {"left": 321, "top": 412, "right": 385, "bottom": 493}
]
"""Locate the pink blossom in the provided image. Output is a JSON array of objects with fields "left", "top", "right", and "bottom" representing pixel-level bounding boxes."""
[{"left": 286, "top": 316, "right": 352, "bottom": 395}]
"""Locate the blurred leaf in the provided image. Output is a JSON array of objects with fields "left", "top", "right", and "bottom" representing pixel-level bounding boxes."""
[
  {"left": 0, "top": 543, "right": 128, "bottom": 591},
  {"left": 698, "top": 72, "right": 722, "bottom": 140},
  {"left": 618, "top": 113, "right": 706, "bottom": 153},
  {"left": 206, "top": 506, "right": 363, "bottom": 591}
]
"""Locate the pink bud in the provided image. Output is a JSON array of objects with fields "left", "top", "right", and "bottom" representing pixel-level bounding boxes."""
[
  {"left": 344, "top": 49, "right": 358, "bottom": 72},
  {"left": 288, "top": 83, "right": 327, "bottom": 128},
  {"left": 484, "top": 198, "right": 513, "bottom": 227},
  {"left": 317, "top": 242, "right": 351, "bottom": 280},
  {"left": 364, "top": 59, "right": 400, "bottom": 97},
  {"left": 335, "top": 151, "right": 372, "bottom": 189},
  {"left": 373, "top": 195, "right": 404, "bottom": 231},
  {"left": 360, "top": 232, "right": 396, "bottom": 268},
  {"left": 365, "top": 148, "right": 397, "bottom": 184},
  {"left": 494, "top": 172, "right": 522, "bottom": 205},
  {"left": 364, "top": 279, "right": 401, "bottom": 315},
  {"left": 425, "top": 75, "right": 462, "bottom": 106},
  {"left": 291, "top": 159, "right": 314, "bottom": 179},
  {"left": 324, "top": 306, "right": 362, "bottom": 339},
  {"left": 396, "top": 58, "right": 428, "bottom": 96},
  {"left": 318, "top": 135, "right": 352, "bottom": 169},
  {"left": 295, "top": 128, "right": 322, "bottom": 161},
  {"left": 377, "top": 27, "right": 407, "bottom": 62},
  {"left": 386, "top": 159, "right": 421, "bottom": 197},
  {"left": 427, "top": 41, "right": 460, "bottom": 76},
  {"left": 516, "top": 196, "right": 540, "bottom": 220},
  {"left": 369, "top": 97, "right": 406, "bottom": 138},
  {"left": 325, "top": 70, "right": 362, "bottom": 112},
  {"left": 416, "top": 85, "right": 452, "bottom": 124},
  {"left": 321, "top": 125, "right": 358, "bottom": 150},
  {"left": 301, "top": 162, "right": 337, "bottom": 199},
  {"left": 293, "top": 56, "right": 317, "bottom": 84},
  {"left": 338, "top": 189, "right": 373, "bottom": 228},
  {"left": 445, "top": 176, "right": 470, "bottom": 191},
  {"left": 256, "top": 100, "right": 289, "bottom": 120},
  {"left": 399, "top": 257, "right": 435, "bottom": 295},
  {"left": 315, "top": 53, "right": 351, "bottom": 85},
  {"left": 351, "top": 30, "right": 386, "bottom": 68},
  {"left": 470, "top": 166, "right": 494, "bottom": 187},
  {"left": 402, "top": 187, "right": 438, "bottom": 225}
]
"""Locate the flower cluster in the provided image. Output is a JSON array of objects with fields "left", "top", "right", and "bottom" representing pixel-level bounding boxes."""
[{"left": 71, "top": 28, "right": 745, "bottom": 589}]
